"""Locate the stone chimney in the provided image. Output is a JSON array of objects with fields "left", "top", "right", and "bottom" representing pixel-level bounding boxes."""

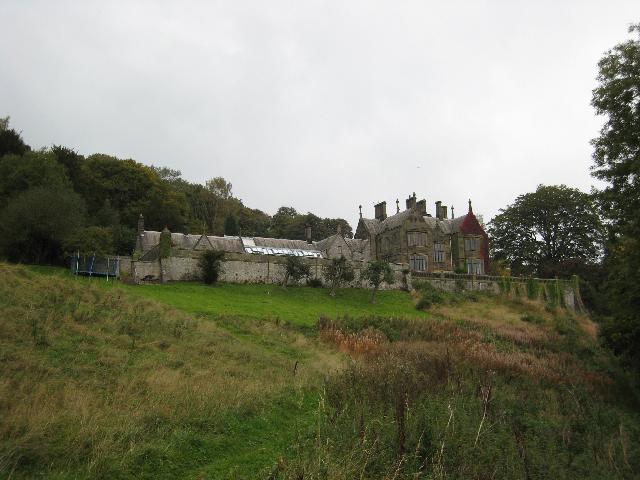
[
  {"left": 305, "top": 224, "right": 312, "bottom": 244},
  {"left": 374, "top": 201, "right": 387, "bottom": 221},
  {"left": 137, "top": 213, "right": 145, "bottom": 234},
  {"left": 416, "top": 199, "right": 427, "bottom": 215},
  {"left": 406, "top": 193, "right": 417, "bottom": 210},
  {"left": 442, "top": 205, "right": 448, "bottom": 219},
  {"left": 435, "top": 201, "right": 442, "bottom": 219}
]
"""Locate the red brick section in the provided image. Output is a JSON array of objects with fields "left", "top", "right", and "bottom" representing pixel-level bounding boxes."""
[{"left": 459, "top": 211, "right": 490, "bottom": 273}]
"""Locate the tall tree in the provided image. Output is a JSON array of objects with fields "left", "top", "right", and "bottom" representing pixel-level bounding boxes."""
[
  {"left": 488, "top": 185, "right": 604, "bottom": 276},
  {"left": 591, "top": 24, "right": 640, "bottom": 237},
  {"left": 591, "top": 24, "right": 640, "bottom": 371}
]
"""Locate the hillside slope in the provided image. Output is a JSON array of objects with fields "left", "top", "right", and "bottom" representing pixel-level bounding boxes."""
[
  {"left": 1, "top": 265, "right": 639, "bottom": 479},
  {"left": 0, "top": 264, "right": 339, "bottom": 478}
]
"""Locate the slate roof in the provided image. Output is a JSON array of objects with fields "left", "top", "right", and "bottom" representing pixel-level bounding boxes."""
[
  {"left": 360, "top": 210, "right": 471, "bottom": 236},
  {"left": 251, "top": 237, "right": 317, "bottom": 251},
  {"left": 140, "top": 231, "right": 244, "bottom": 253}
]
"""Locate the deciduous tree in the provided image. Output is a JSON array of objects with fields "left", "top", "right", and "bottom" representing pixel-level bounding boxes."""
[
  {"left": 324, "top": 256, "right": 355, "bottom": 297},
  {"left": 360, "top": 261, "right": 394, "bottom": 303},
  {"left": 488, "top": 185, "right": 604, "bottom": 276},
  {"left": 591, "top": 24, "right": 640, "bottom": 371}
]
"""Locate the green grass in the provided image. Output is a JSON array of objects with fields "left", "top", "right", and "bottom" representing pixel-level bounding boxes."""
[
  {"left": 117, "top": 282, "right": 426, "bottom": 327},
  {"left": 0, "top": 263, "right": 340, "bottom": 479},
  {"left": 10, "top": 264, "right": 640, "bottom": 479},
  {"left": 26, "top": 266, "right": 427, "bottom": 328}
]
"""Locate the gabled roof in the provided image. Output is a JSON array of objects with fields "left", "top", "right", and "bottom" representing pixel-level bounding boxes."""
[{"left": 357, "top": 208, "right": 486, "bottom": 238}]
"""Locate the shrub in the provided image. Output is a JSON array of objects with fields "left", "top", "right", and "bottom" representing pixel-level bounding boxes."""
[
  {"left": 307, "top": 277, "right": 323, "bottom": 288},
  {"left": 323, "top": 256, "right": 355, "bottom": 297},
  {"left": 415, "top": 282, "right": 445, "bottom": 310},
  {"left": 360, "top": 261, "right": 394, "bottom": 304},
  {"left": 282, "top": 256, "right": 311, "bottom": 288},
  {"left": 198, "top": 249, "right": 225, "bottom": 284}
]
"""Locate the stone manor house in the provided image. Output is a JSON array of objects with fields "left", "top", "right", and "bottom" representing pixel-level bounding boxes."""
[{"left": 135, "top": 192, "right": 489, "bottom": 276}]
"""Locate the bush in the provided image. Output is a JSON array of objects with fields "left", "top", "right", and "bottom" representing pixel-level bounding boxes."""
[
  {"left": 415, "top": 282, "right": 445, "bottom": 310},
  {"left": 283, "top": 256, "right": 311, "bottom": 288},
  {"left": 307, "top": 277, "right": 323, "bottom": 288},
  {"left": 198, "top": 249, "right": 225, "bottom": 284}
]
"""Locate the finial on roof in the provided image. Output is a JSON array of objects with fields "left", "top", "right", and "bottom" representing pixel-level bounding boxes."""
[
  {"left": 468, "top": 199, "right": 473, "bottom": 213},
  {"left": 413, "top": 192, "right": 416, "bottom": 198},
  {"left": 359, "top": 205, "right": 362, "bottom": 218},
  {"left": 396, "top": 198, "right": 400, "bottom": 213},
  {"left": 451, "top": 205, "right": 455, "bottom": 218}
]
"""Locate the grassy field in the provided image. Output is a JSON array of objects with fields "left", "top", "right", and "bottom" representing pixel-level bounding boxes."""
[
  {"left": 2, "top": 264, "right": 640, "bottom": 479},
  {"left": 27, "top": 265, "right": 427, "bottom": 327}
]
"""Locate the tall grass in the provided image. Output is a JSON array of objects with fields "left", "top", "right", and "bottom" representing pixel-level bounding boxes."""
[
  {"left": 274, "top": 296, "right": 640, "bottom": 478},
  {"left": 0, "top": 264, "right": 338, "bottom": 478}
]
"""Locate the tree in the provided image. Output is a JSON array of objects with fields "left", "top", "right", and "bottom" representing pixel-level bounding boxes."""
[
  {"left": 323, "top": 256, "right": 355, "bottom": 297},
  {"left": 224, "top": 214, "right": 240, "bottom": 236},
  {"left": 0, "top": 186, "right": 86, "bottom": 264},
  {"left": 0, "top": 117, "right": 31, "bottom": 157},
  {"left": 63, "top": 226, "right": 114, "bottom": 256},
  {"left": 0, "top": 151, "right": 71, "bottom": 209},
  {"left": 488, "top": 185, "right": 604, "bottom": 276},
  {"left": 198, "top": 249, "right": 225, "bottom": 284},
  {"left": 360, "top": 260, "right": 394, "bottom": 303},
  {"left": 591, "top": 24, "right": 640, "bottom": 237},
  {"left": 591, "top": 24, "right": 640, "bottom": 371},
  {"left": 282, "top": 256, "right": 311, "bottom": 289}
]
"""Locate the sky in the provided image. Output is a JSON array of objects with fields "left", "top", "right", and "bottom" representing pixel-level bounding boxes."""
[{"left": 1, "top": 1, "right": 638, "bottom": 231}]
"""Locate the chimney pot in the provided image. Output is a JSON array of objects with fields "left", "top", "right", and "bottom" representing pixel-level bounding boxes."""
[
  {"left": 406, "top": 195, "right": 417, "bottom": 210},
  {"left": 305, "top": 224, "right": 312, "bottom": 244},
  {"left": 435, "top": 201, "right": 442, "bottom": 219},
  {"left": 416, "top": 199, "right": 427, "bottom": 214}
]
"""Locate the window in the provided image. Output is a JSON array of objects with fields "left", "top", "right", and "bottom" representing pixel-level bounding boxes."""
[
  {"left": 407, "top": 232, "right": 426, "bottom": 247},
  {"left": 466, "top": 259, "right": 484, "bottom": 275},
  {"left": 434, "top": 243, "right": 445, "bottom": 263},
  {"left": 464, "top": 237, "right": 480, "bottom": 252},
  {"left": 410, "top": 254, "right": 427, "bottom": 272}
]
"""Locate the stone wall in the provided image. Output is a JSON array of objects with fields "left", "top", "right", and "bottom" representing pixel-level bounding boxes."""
[
  {"left": 412, "top": 272, "right": 581, "bottom": 310},
  {"left": 124, "top": 252, "right": 410, "bottom": 290}
]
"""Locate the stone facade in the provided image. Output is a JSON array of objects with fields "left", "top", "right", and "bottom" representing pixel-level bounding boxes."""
[
  {"left": 126, "top": 192, "right": 489, "bottom": 285},
  {"left": 355, "top": 194, "right": 489, "bottom": 275}
]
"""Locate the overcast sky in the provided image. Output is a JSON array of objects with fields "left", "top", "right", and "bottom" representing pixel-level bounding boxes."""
[{"left": 1, "top": 1, "right": 638, "bottom": 230}]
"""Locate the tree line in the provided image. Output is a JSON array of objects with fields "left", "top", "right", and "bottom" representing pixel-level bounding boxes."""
[
  {"left": 488, "top": 24, "right": 640, "bottom": 375},
  {"left": 0, "top": 123, "right": 352, "bottom": 264}
]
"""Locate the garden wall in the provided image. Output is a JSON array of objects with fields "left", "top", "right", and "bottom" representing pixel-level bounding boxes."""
[
  {"left": 412, "top": 272, "right": 581, "bottom": 310},
  {"left": 125, "top": 252, "right": 410, "bottom": 290}
]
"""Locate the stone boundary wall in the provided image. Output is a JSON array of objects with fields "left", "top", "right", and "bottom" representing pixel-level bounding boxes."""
[
  {"left": 125, "top": 252, "right": 410, "bottom": 290},
  {"left": 412, "top": 272, "right": 580, "bottom": 310}
]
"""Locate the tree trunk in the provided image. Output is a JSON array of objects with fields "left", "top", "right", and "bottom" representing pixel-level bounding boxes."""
[{"left": 371, "top": 286, "right": 378, "bottom": 304}]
